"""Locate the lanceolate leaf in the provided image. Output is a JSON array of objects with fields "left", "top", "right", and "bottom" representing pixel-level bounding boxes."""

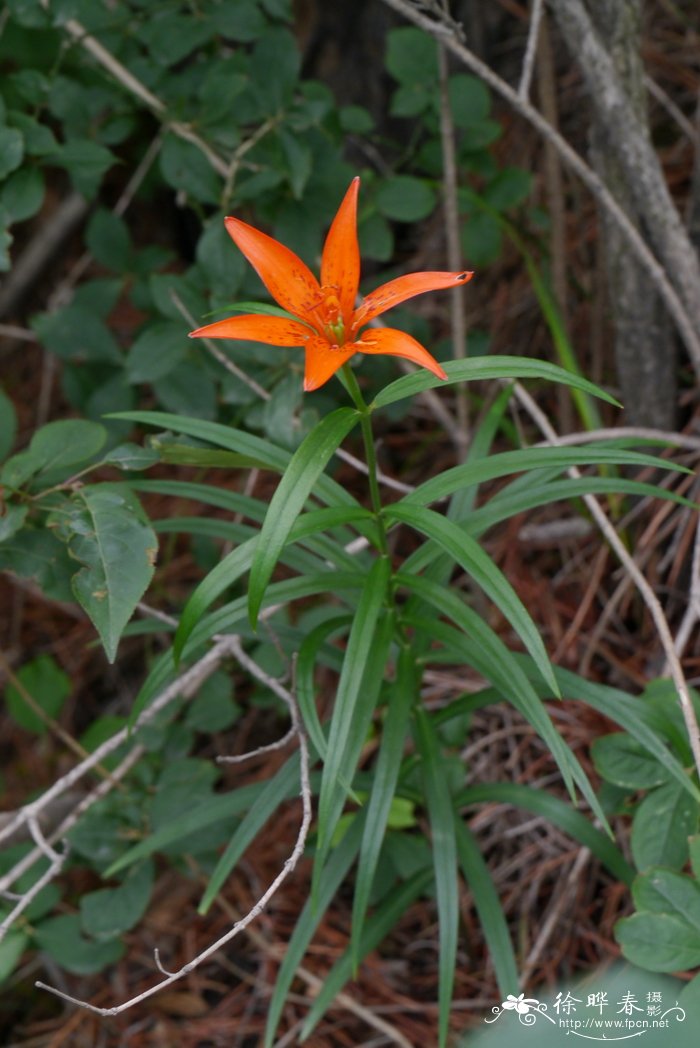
[
  {"left": 301, "top": 868, "right": 433, "bottom": 1041},
  {"left": 454, "top": 820, "right": 519, "bottom": 998},
  {"left": 413, "top": 704, "right": 459, "bottom": 1048},
  {"left": 314, "top": 557, "right": 392, "bottom": 880},
  {"left": 397, "top": 574, "right": 603, "bottom": 815},
  {"left": 400, "top": 444, "right": 690, "bottom": 508},
  {"left": 174, "top": 505, "right": 372, "bottom": 659},
  {"left": 386, "top": 502, "right": 559, "bottom": 696},
  {"left": 263, "top": 813, "right": 366, "bottom": 1048},
  {"left": 49, "top": 484, "right": 157, "bottom": 663},
  {"left": 371, "top": 356, "right": 622, "bottom": 409},
  {"left": 248, "top": 406, "right": 359, "bottom": 627},
  {"left": 351, "top": 644, "right": 416, "bottom": 969}
]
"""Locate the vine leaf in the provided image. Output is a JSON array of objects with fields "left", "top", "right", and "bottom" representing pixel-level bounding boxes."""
[{"left": 50, "top": 484, "right": 157, "bottom": 662}]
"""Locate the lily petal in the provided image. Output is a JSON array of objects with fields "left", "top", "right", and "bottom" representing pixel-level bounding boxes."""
[
  {"left": 189, "top": 314, "right": 311, "bottom": 346},
  {"left": 303, "top": 335, "right": 357, "bottom": 392},
  {"left": 353, "top": 270, "right": 473, "bottom": 329},
  {"left": 355, "top": 327, "right": 447, "bottom": 380},
  {"left": 224, "top": 216, "right": 322, "bottom": 324},
  {"left": 320, "top": 176, "right": 360, "bottom": 326}
]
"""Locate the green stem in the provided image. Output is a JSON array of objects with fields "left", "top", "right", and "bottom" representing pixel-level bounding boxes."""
[{"left": 340, "top": 364, "right": 388, "bottom": 555}]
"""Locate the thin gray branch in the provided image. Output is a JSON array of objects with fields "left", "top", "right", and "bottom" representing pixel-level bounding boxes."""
[{"left": 380, "top": 0, "right": 700, "bottom": 374}]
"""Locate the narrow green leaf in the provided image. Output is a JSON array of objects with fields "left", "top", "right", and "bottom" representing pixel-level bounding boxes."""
[
  {"left": 351, "top": 644, "right": 416, "bottom": 969},
  {"left": 203, "top": 299, "right": 315, "bottom": 327},
  {"left": 109, "top": 410, "right": 362, "bottom": 512},
  {"left": 248, "top": 407, "right": 359, "bottom": 627},
  {"left": 397, "top": 574, "right": 602, "bottom": 813},
  {"left": 314, "top": 558, "right": 392, "bottom": 876},
  {"left": 456, "top": 782, "right": 633, "bottom": 885},
  {"left": 371, "top": 356, "right": 622, "bottom": 410},
  {"left": 300, "top": 869, "right": 433, "bottom": 1040},
  {"left": 387, "top": 502, "right": 559, "bottom": 696},
  {"left": 174, "top": 506, "right": 372, "bottom": 660},
  {"left": 454, "top": 820, "right": 519, "bottom": 998},
  {"left": 296, "top": 616, "right": 351, "bottom": 760},
  {"left": 263, "top": 813, "right": 365, "bottom": 1048},
  {"left": 401, "top": 444, "right": 690, "bottom": 508},
  {"left": 526, "top": 661, "right": 700, "bottom": 803},
  {"left": 413, "top": 704, "right": 459, "bottom": 1048},
  {"left": 105, "top": 772, "right": 297, "bottom": 877},
  {"left": 198, "top": 754, "right": 301, "bottom": 914}
]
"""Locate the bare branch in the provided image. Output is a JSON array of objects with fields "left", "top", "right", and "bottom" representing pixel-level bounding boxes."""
[
  {"left": 518, "top": 0, "right": 546, "bottom": 101},
  {"left": 379, "top": 0, "right": 700, "bottom": 374}
]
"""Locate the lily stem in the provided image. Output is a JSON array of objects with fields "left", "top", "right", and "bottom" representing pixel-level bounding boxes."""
[{"left": 340, "top": 364, "right": 389, "bottom": 556}]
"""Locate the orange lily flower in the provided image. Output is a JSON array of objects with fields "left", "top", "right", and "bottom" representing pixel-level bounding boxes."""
[{"left": 189, "top": 177, "right": 473, "bottom": 392}]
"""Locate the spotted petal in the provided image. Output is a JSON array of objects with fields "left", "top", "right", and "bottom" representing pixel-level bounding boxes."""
[
  {"left": 189, "top": 314, "right": 311, "bottom": 346},
  {"left": 353, "top": 270, "right": 473, "bottom": 330},
  {"left": 355, "top": 327, "right": 447, "bottom": 380},
  {"left": 320, "top": 176, "right": 360, "bottom": 327},
  {"left": 224, "top": 216, "right": 322, "bottom": 324},
  {"left": 303, "top": 335, "right": 357, "bottom": 392}
]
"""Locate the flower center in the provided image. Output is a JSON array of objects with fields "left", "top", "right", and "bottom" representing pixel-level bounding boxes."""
[{"left": 320, "top": 288, "right": 346, "bottom": 346}]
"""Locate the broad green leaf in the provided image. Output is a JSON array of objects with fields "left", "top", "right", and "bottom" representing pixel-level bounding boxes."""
[
  {"left": 54, "top": 138, "right": 115, "bottom": 197},
  {"left": 32, "top": 304, "right": 122, "bottom": 364},
  {"left": 454, "top": 819, "right": 519, "bottom": 997},
  {"left": 376, "top": 176, "right": 437, "bottom": 222},
  {"left": 592, "top": 733, "right": 673, "bottom": 790},
  {"left": 615, "top": 911, "right": 700, "bottom": 972},
  {"left": 105, "top": 777, "right": 284, "bottom": 877},
  {"left": 0, "top": 165, "right": 44, "bottom": 222},
  {"left": 34, "top": 915, "right": 124, "bottom": 975},
  {"left": 386, "top": 26, "right": 438, "bottom": 85},
  {"left": 0, "top": 126, "right": 24, "bottom": 178},
  {"left": 198, "top": 754, "right": 301, "bottom": 915},
  {"left": 314, "top": 558, "right": 392, "bottom": 876},
  {"left": 0, "top": 503, "right": 27, "bottom": 543},
  {"left": 0, "top": 387, "right": 17, "bottom": 459},
  {"left": 414, "top": 704, "right": 459, "bottom": 1048},
  {"left": 1, "top": 418, "right": 107, "bottom": 488},
  {"left": 631, "top": 783, "right": 698, "bottom": 871},
  {"left": 448, "top": 74, "right": 490, "bottom": 126},
  {"left": 351, "top": 644, "right": 416, "bottom": 968},
  {"left": 248, "top": 407, "right": 359, "bottom": 627},
  {"left": 79, "top": 860, "right": 154, "bottom": 940},
  {"left": 4, "top": 654, "right": 71, "bottom": 735},
  {"left": 0, "top": 930, "right": 28, "bottom": 984},
  {"left": 85, "top": 208, "right": 130, "bottom": 271},
  {"left": 301, "top": 868, "right": 433, "bottom": 1040},
  {"left": 386, "top": 503, "right": 558, "bottom": 696},
  {"left": 372, "top": 356, "right": 621, "bottom": 409},
  {"left": 160, "top": 133, "right": 222, "bottom": 205},
  {"left": 456, "top": 783, "right": 633, "bottom": 885},
  {"left": 50, "top": 484, "right": 157, "bottom": 662},
  {"left": 125, "top": 321, "right": 186, "bottom": 383},
  {"left": 633, "top": 867, "right": 700, "bottom": 925}
]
